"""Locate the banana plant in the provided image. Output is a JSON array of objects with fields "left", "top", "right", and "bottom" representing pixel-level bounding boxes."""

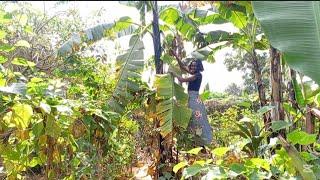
[
  {"left": 252, "top": 1, "right": 320, "bottom": 85},
  {"left": 153, "top": 74, "right": 192, "bottom": 138},
  {"left": 107, "top": 34, "right": 145, "bottom": 113},
  {"left": 159, "top": 6, "right": 230, "bottom": 62},
  {"left": 57, "top": 16, "right": 136, "bottom": 57},
  {"left": 231, "top": 118, "right": 271, "bottom": 157}
]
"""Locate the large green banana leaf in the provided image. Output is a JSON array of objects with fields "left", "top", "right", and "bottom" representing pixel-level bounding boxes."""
[
  {"left": 57, "top": 16, "right": 136, "bottom": 57},
  {"left": 107, "top": 35, "right": 145, "bottom": 113},
  {"left": 154, "top": 74, "right": 192, "bottom": 137},
  {"left": 159, "top": 7, "right": 227, "bottom": 41},
  {"left": 252, "top": 1, "right": 320, "bottom": 84}
]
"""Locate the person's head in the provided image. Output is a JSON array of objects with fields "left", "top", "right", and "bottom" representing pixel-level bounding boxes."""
[{"left": 188, "top": 59, "right": 204, "bottom": 74}]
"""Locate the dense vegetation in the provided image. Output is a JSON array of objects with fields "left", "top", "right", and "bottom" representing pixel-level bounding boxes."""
[{"left": 0, "top": 1, "right": 320, "bottom": 180}]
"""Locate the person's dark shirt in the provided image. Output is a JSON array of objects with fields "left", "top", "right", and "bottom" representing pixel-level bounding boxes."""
[{"left": 188, "top": 72, "right": 202, "bottom": 91}]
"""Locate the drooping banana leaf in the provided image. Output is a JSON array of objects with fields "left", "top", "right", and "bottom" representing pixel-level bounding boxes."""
[
  {"left": 252, "top": 1, "right": 320, "bottom": 84},
  {"left": 107, "top": 34, "right": 145, "bottom": 113},
  {"left": 154, "top": 74, "right": 192, "bottom": 137},
  {"left": 160, "top": 7, "right": 227, "bottom": 41},
  {"left": 57, "top": 16, "right": 136, "bottom": 57}
]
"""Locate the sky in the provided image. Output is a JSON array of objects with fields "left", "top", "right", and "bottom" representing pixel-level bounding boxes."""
[{"left": 25, "top": 1, "right": 244, "bottom": 93}]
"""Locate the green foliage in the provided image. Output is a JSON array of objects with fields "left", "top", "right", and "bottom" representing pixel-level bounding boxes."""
[
  {"left": 253, "top": 1, "right": 320, "bottom": 84},
  {"left": 287, "top": 130, "right": 317, "bottom": 145},
  {"left": 209, "top": 106, "right": 241, "bottom": 147},
  {"left": 0, "top": 5, "right": 145, "bottom": 179},
  {"left": 108, "top": 35, "right": 145, "bottom": 113},
  {"left": 153, "top": 74, "right": 192, "bottom": 138},
  {"left": 57, "top": 17, "right": 136, "bottom": 57}
]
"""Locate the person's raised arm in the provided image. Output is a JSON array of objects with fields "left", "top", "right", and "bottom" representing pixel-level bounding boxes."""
[
  {"left": 170, "top": 50, "right": 190, "bottom": 73},
  {"left": 169, "top": 71, "right": 196, "bottom": 82}
]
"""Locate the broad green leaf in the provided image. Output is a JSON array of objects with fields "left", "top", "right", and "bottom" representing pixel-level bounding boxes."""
[
  {"left": 229, "top": 163, "right": 246, "bottom": 175},
  {"left": 160, "top": 7, "right": 180, "bottom": 25},
  {"left": 229, "top": 11, "right": 247, "bottom": 29},
  {"left": 18, "top": 14, "right": 28, "bottom": 26},
  {"left": 257, "top": 105, "right": 274, "bottom": 115},
  {"left": 24, "top": 25, "right": 33, "bottom": 34},
  {"left": 108, "top": 35, "right": 145, "bottom": 113},
  {"left": 154, "top": 74, "right": 192, "bottom": 137},
  {"left": 187, "top": 147, "right": 203, "bottom": 155},
  {"left": 287, "top": 130, "right": 317, "bottom": 145},
  {"left": 0, "top": 55, "right": 7, "bottom": 63},
  {"left": 12, "top": 103, "right": 33, "bottom": 130},
  {"left": 212, "top": 147, "right": 230, "bottom": 157},
  {"left": 238, "top": 101, "right": 251, "bottom": 108},
  {"left": 32, "top": 121, "right": 44, "bottom": 137},
  {"left": 0, "top": 44, "right": 15, "bottom": 52},
  {"left": 300, "top": 152, "right": 318, "bottom": 162},
  {"left": 252, "top": 1, "right": 320, "bottom": 84},
  {"left": 0, "top": 11, "right": 12, "bottom": 24},
  {"left": 292, "top": 78, "right": 305, "bottom": 106},
  {"left": 12, "top": 58, "right": 35, "bottom": 67},
  {"left": 161, "top": 54, "right": 175, "bottom": 64},
  {"left": 250, "top": 158, "right": 270, "bottom": 171},
  {"left": 0, "top": 30, "right": 7, "bottom": 39},
  {"left": 283, "top": 102, "right": 297, "bottom": 115},
  {"left": 271, "top": 120, "right": 292, "bottom": 132},
  {"left": 200, "top": 90, "right": 210, "bottom": 101},
  {"left": 45, "top": 115, "right": 61, "bottom": 138},
  {"left": 15, "top": 40, "right": 31, "bottom": 48},
  {"left": 182, "top": 164, "right": 203, "bottom": 179},
  {"left": 173, "top": 161, "right": 188, "bottom": 173},
  {"left": 0, "top": 76, "right": 5, "bottom": 86},
  {"left": 58, "top": 16, "right": 136, "bottom": 56},
  {"left": 27, "top": 157, "right": 41, "bottom": 167}
]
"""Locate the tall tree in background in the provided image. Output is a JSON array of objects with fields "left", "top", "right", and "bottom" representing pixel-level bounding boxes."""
[{"left": 212, "top": 2, "right": 272, "bottom": 128}]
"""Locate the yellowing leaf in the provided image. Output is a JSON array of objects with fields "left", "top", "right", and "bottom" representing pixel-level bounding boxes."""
[
  {"left": 250, "top": 158, "right": 270, "bottom": 171},
  {"left": 15, "top": 40, "right": 30, "bottom": 48},
  {"left": 45, "top": 115, "right": 61, "bottom": 138},
  {"left": 194, "top": 160, "right": 206, "bottom": 166},
  {"left": 0, "top": 55, "right": 7, "bottom": 63},
  {"left": 187, "top": 147, "right": 203, "bottom": 155},
  {"left": 24, "top": 25, "right": 33, "bottom": 34},
  {"left": 173, "top": 161, "right": 188, "bottom": 173},
  {"left": 12, "top": 58, "right": 35, "bottom": 67},
  {"left": 12, "top": 103, "right": 33, "bottom": 129},
  {"left": 18, "top": 14, "right": 28, "bottom": 26},
  {"left": 212, "top": 147, "right": 230, "bottom": 157},
  {"left": 0, "top": 30, "right": 7, "bottom": 39}
]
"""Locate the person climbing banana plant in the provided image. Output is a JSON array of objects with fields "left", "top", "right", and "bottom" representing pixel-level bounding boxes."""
[{"left": 169, "top": 50, "right": 213, "bottom": 147}]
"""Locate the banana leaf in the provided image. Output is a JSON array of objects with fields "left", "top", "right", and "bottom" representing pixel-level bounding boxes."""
[
  {"left": 253, "top": 1, "right": 320, "bottom": 84},
  {"left": 154, "top": 74, "right": 192, "bottom": 137}
]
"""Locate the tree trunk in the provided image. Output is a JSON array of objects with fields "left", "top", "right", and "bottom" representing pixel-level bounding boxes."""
[
  {"left": 151, "top": 1, "right": 165, "bottom": 179},
  {"left": 152, "top": 1, "right": 163, "bottom": 74},
  {"left": 305, "top": 105, "right": 315, "bottom": 136},
  {"left": 251, "top": 50, "right": 270, "bottom": 129},
  {"left": 270, "top": 46, "right": 285, "bottom": 137}
]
